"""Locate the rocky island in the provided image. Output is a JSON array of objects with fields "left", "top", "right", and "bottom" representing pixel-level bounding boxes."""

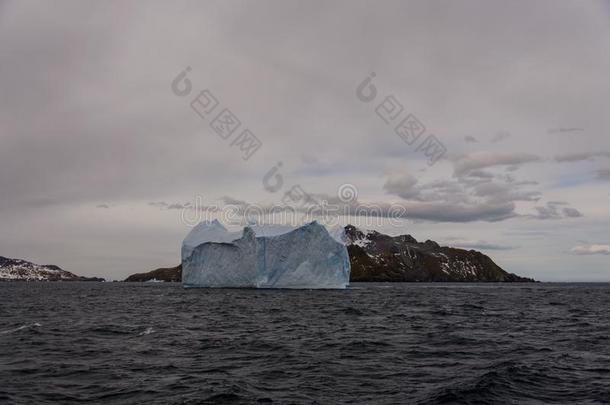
[
  {"left": 344, "top": 225, "right": 532, "bottom": 282},
  {"left": 125, "top": 224, "right": 534, "bottom": 283},
  {"left": 0, "top": 256, "right": 104, "bottom": 282}
]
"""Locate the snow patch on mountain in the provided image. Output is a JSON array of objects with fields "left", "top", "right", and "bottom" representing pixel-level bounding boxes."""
[{"left": 0, "top": 256, "right": 102, "bottom": 281}]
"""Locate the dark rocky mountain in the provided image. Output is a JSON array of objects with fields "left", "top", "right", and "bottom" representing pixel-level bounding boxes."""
[
  {"left": 344, "top": 225, "right": 533, "bottom": 282},
  {"left": 125, "top": 225, "right": 534, "bottom": 283},
  {"left": 0, "top": 256, "right": 104, "bottom": 281},
  {"left": 124, "top": 265, "right": 182, "bottom": 282}
]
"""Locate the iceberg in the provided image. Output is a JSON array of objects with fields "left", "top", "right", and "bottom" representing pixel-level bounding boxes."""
[{"left": 181, "top": 220, "right": 351, "bottom": 289}]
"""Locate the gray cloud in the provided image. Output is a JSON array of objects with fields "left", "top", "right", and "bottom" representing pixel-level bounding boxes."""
[
  {"left": 207, "top": 196, "right": 518, "bottom": 223},
  {"left": 149, "top": 201, "right": 192, "bottom": 210},
  {"left": 468, "top": 170, "right": 494, "bottom": 179},
  {"left": 442, "top": 238, "right": 518, "bottom": 251},
  {"left": 562, "top": 207, "right": 584, "bottom": 218},
  {"left": 167, "top": 203, "right": 190, "bottom": 210},
  {"left": 453, "top": 152, "right": 542, "bottom": 177},
  {"left": 554, "top": 152, "right": 610, "bottom": 163},
  {"left": 221, "top": 196, "right": 248, "bottom": 206},
  {"left": 530, "top": 202, "right": 583, "bottom": 220},
  {"left": 381, "top": 170, "right": 582, "bottom": 222},
  {"left": 471, "top": 182, "right": 541, "bottom": 203},
  {"left": 547, "top": 127, "right": 584, "bottom": 135},
  {"left": 402, "top": 201, "right": 516, "bottom": 222},
  {"left": 596, "top": 168, "right": 610, "bottom": 180},
  {"left": 491, "top": 130, "right": 511, "bottom": 143},
  {"left": 382, "top": 168, "right": 541, "bottom": 222},
  {"left": 383, "top": 172, "right": 419, "bottom": 200},
  {"left": 464, "top": 135, "right": 478, "bottom": 143}
]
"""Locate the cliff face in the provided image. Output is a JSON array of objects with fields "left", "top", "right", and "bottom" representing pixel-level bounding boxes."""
[
  {"left": 345, "top": 225, "right": 533, "bottom": 282},
  {"left": 124, "top": 225, "right": 534, "bottom": 283},
  {"left": 0, "top": 256, "right": 104, "bottom": 281}
]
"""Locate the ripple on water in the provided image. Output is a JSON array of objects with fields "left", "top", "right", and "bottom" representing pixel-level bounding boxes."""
[{"left": 0, "top": 282, "right": 608, "bottom": 404}]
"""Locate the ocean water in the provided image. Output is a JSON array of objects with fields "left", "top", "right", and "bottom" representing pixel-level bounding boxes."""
[{"left": 0, "top": 282, "right": 608, "bottom": 404}]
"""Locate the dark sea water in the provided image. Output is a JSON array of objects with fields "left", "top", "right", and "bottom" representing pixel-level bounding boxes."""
[{"left": 0, "top": 282, "right": 608, "bottom": 404}]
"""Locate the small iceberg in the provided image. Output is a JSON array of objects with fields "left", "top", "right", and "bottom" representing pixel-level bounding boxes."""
[{"left": 181, "top": 221, "right": 350, "bottom": 289}]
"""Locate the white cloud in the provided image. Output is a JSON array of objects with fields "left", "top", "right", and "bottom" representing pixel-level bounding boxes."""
[{"left": 570, "top": 244, "right": 610, "bottom": 255}]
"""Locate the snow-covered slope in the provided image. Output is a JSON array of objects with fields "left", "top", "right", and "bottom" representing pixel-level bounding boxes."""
[{"left": 0, "top": 256, "right": 103, "bottom": 281}]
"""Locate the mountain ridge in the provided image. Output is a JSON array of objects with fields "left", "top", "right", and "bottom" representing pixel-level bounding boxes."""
[
  {"left": 124, "top": 225, "right": 534, "bottom": 283},
  {"left": 344, "top": 225, "right": 533, "bottom": 282}
]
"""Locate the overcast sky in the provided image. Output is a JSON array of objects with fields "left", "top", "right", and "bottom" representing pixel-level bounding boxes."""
[{"left": 1, "top": 0, "right": 609, "bottom": 281}]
